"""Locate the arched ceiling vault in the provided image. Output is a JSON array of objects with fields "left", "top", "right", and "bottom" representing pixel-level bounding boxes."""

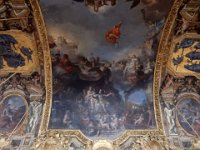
[{"left": 0, "top": 0, "right": 199, "bottom": 149}]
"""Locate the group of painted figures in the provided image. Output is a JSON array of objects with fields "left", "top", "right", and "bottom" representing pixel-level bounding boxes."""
[
  {"left": 73, "top": 0, "right": 140, "bottom": 12},
  {"left": 161, "top": 75, "right": 200, "bottom": 137},
  {"left": 48, "top": 0, "right": 166, "bottom": 137},
  {"left": 50, "top": 34, "right": 156, "bottom": 137},
  {"left": 0, "top": 73, "right": 43, "bottom": 135}
]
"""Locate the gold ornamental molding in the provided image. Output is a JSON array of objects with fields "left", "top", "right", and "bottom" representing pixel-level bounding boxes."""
[
  {"left": 29, "top": 0, "right": 188, "bottom": 149},
  {"left": 152, "top": 0, "right": 184, "bottom": 136},
  {"left": 167, "top": 33, "right": 200, "bottom": 79},
  {"left": 29, "top": 0, "right": 53, "bottom": 134}
]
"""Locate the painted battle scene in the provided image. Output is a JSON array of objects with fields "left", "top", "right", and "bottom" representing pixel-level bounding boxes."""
[
  {"left": 177, "top": 98, "right": 200, "bottom": 136},
  {"left": 0, "top": 95, "right": 26, "bottom": 134},
  {"left": 41, "top": 0, "right": 173, "bottom": 138}
]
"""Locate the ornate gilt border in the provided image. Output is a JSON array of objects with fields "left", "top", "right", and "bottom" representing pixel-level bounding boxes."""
[
  {"left": 175, "top": 93, "right": 200, "bottom": 137},
  {"left": 166, "top": 33, "right": 200, "bottom": 79},
  {"left": 0, "top": 30, "right": 39, "bottom": 75},
  {"left": 0, "top": 93, "right": 29, "bottom": 135},
  {"left": 153, "top": 0, "right": 184, "bottom": 134},
  {"left": 29, "top": 0, "right": 52, "bottom": 134},
  {"left": 30, "top": 0, "right": 185, "bottom": 148}
]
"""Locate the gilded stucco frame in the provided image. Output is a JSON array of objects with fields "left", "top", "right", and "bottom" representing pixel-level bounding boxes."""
[
  {"left": 175, "top": 93, "right": 200, "bottom": 137},
  {"left": 30, "top": 0, "right": 185, "bottom": 148},
  {"left": 0, "top": 93, "right": 29, "bottom": 135},
  {"left": 167, "top": 33, "right": 200, "bottom": 79}
]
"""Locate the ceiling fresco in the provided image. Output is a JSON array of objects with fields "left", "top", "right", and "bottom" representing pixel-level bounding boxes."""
[
  {"left": 43, "top": 0, "right": 164, "bottom": 139},
  {"left": 0, "top": 0, "right": 199, "bottom": 150}
]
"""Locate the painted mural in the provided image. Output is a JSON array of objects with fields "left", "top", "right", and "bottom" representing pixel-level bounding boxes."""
[
  {"left": 0, "top": 1, "right": 46, "bottom": 149},
  {"left": 41, "top": 0, "right": 172, "bottom": 139},
  {"left": 0, "top": 95, "right": 26, "bottom": 134},
  {"left": 1, "top": 0, "right": 200, "bottom": 149},
  {"left": 177, "top": 98, "right": 200, "bottom": 136},
  {"left": 159, "top": 0, "right": 200, "bottom": 149}
]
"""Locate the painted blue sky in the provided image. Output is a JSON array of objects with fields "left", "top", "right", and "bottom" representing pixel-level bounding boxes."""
[
  {"left": 128, "top": 89, "right": 147, "bottom": 106},
  {"left": 40, "top": 0, "right": 148, "bottom": 61}
]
